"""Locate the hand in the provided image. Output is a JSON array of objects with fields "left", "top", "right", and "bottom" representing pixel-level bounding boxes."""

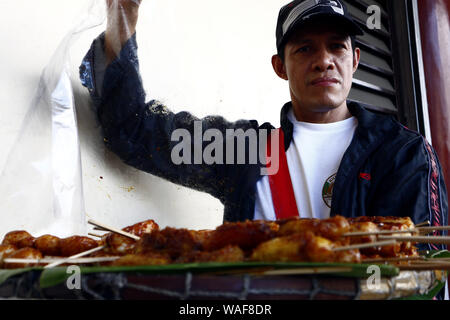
[{"left": 105, "top": 0, "right": 142, "bottom": 64}]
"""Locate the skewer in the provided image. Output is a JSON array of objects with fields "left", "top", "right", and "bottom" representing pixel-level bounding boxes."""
[
  {"left": 362, "top": 256, "right": 425, "bottom": 264},
  {"left": 44, "top": 245, "right": 106, "bottom": 269},
  {"left": 378, "top": 235, "right": 450, "bottom": 245},
  {"left": 343, "top": 226, "right": 449, "bottom": 237},
  {"left": 416, "top": 226, "right": 450, "bottom": 234},
  {"left": 3, "top": 256, "right": 120, "bottom": 265},
  {"left": 397, "top": 264, "right": 450, "bottom": 271},
  {"left": 88, "top": 219, "right": 140, "bottom": 241},
  {"left": 343, "top": 229, "right": 417, "bottom": 237},
  {"left": 332, "top": 240, "right": 397, "bottom": 252},
  {"left": 407, "top": 260, "right": 450, "bottom": 266},
  {"left": 88, "top": 232, "right": 104, "bottom": 238},
  {"left": 415, "top": 220, "right": 431, "bottom": 227},
  {"left": 93, "top": 227, "right": 109, "bottom": 232}
]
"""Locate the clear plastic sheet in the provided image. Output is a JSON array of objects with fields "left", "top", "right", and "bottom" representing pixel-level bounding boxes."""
[
  {"left": 0, "top": 0, "right": 287, "bottom": 239},
  {"left": 0, "top": 0, "right": 106, "bottom": 238}
]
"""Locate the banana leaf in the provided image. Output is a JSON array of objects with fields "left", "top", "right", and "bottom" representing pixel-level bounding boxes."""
[{"left": 38, "top": 261, "right": 400, "bottom": 288}]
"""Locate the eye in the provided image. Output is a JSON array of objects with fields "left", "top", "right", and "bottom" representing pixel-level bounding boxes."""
[
  {"left": 331, "top": 43, "right": 347, "bottom": 50},
  {"left": 296, "top": 45, "right": 311, "bottom": 53}
]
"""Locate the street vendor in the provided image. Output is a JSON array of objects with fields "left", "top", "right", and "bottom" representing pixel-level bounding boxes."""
[{"left": 80, "top": 0, "right": 447, "bottom": 244}]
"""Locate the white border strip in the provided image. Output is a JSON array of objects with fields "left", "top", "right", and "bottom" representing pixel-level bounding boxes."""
[{"left": 412, "top": 0, "right": 432, "bottom": 144}]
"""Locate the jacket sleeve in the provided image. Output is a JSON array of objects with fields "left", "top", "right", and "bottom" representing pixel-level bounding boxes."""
[
  {"left": 79, "top": 33, "right": 260, "bottom": 203},
  {"left": 369, "top": 134, "right": 448, "bottom": 251}
]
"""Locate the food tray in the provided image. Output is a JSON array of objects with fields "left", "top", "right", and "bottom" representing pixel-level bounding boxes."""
[{"left": 0, "top": 261, "right": 446, "bottom": 300}]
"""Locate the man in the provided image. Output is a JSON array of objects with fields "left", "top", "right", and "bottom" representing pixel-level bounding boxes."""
[{"left": 80, "top": 0, "right": 447, "bottom": 239}]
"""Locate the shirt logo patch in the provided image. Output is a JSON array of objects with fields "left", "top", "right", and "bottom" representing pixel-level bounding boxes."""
[
  {"left": 359, "top": 173, "right": 372, "bottom": 181},
  {"left": 322, "top": 173, "right": 336, "bottom": 208}
]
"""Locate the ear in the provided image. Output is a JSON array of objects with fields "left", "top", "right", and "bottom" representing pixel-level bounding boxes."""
[
  {"left": 352, "top": 47, "right": 361, "bottom": 73},
  {"left": 272, "top": 54, "right": 288, "bottom": 80}
]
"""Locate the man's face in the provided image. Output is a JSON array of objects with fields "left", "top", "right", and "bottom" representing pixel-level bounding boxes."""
[{"left": 274, "top": 23, "right": 360, "bottom": 120}]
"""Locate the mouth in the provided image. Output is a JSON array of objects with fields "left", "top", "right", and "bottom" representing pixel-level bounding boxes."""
[{"left": 310, "top": 77, "right": 340, "bottom": 87}]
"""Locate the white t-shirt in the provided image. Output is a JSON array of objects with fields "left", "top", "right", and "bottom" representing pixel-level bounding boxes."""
[{"left": 254, "top": 108, "right": 358, "bottom": 220}]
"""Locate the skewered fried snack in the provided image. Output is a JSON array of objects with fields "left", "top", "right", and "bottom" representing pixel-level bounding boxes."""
[
  {"left": 202, "top": 220, "right": 279, "bottom": 252},
  {"left": 34, "top": 235, "right": 61, "bottom": 256},
  {"left": 347, "top": 216, "right": 415, "bottom": 231},
  {"left": 0, "top": 244, "right": 18, "bottom": 268},
  {"left": 250, "top": 233, "right": 311, "bottom": 262},
  {"left": 135, "top": 227, "right": 204, "bottom": 259},
  {"left": 1, "top": 230, "right": 35, "bottom": 248},
  {"left": 109, "top": 252, "right": 171, "bottom": 266},
  {"left": 122, "top": 219, "right": 159, "bottom": 238},
  {"left": 348, "top": 222, "right": 381, "bottom": 256},
  {"left": 347, "top": 217, "right": 418, "bottom": 258},
  {"left": 3, "top": 247, "right": 43, "bottom": 269},
  {"left": 102, "top": 219, "right": 159, "bottom": 255},
  {"left": 177, "top": 245, "right": 245, "bottom": 264},
  {"left": 0, "top": 216, "right": 433, "bottom": 269},
  {"left": 278, "top": 216, "right": 351, "bottom": 241},
  {"left": 59, "top": 236, "right": 100, "bottom": 257},
  {"left": 250, "top": 231, "right": 360, "bottom": 263}
]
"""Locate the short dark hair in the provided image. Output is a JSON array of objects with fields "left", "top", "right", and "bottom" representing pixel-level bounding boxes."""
[{"left": 278, "top": 35, "right": 357, "bottom": 63}]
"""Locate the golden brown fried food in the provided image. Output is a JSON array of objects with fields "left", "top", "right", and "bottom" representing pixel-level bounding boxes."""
[
  {"left": 348, "top": 216, "right": 417, "bottom": 258},
  {"left": 122, "top": 219, "right": 159, "bottom": 237},
  {"left": 135, "top": 227, "right": 203, "bottom": 259},
  {"left": 0, "top": 244, "right": 18, "bottom": 267},
  {"left": 103, "top": 233, "right": 136, "bottom": 255},
  {"left": 306, "top": 235, "right": 360, "bottom": 263},
  {"left": 277, "top": 218, "right": 319, "bottom": 236},
  {"left": 2, "top": 230, "right": 35, "bottom": 248},
  {"left": 110, "top": 253, "right": 171, "bottom": 266},
  {"left": 348, "top": 222, "right": 379, "bottom": 243},
  {"left": 251, "top": 231, "right": 360, "bottom": 263},
  {"left": 59, "top": 236, "right": 99, "bottom": 257},
  {"left": 317, "top": 216, "right": 351, "bottom": 240},
  {"left": 203, "top": 220, "right": 279, "bottom": 252},
  {"left": 189, "top": 229, "right": 214, "bottom": 250},
  {"left": 177, "top": 245, "right": 245, "bottom": 264},
  {"left": 278, "top": 216, "right": 350, "bottom": 241},
  {"left": 348, "top": 221, "right": 380, "bottom": 256},
  {"left": 348, "top": 216, "right": 415, "bottom": 230},
  {"left": 102, "top": 219, "right": 160, "bottom": 255},
  {"left": 3, "top": 247, "right": 43, "bottom": 269},
  {"left": 250, "top": 233, "right": 311, "bottom": 262},
  {"left": 34, "top": 235, "right": 61, "bottom": 256}
]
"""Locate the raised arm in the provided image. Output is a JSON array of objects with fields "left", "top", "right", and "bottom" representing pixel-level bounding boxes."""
[
  {"left": 79, "top": 1, "right": 264, "bottom": 207},
  {"left": 105, "top": 0, "right": 141, "bottom": 65}
]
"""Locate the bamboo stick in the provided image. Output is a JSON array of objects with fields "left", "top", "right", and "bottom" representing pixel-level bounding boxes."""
[
  {"left": 343, "top": 229, "right": 416, "bottom": 237},
  {"left": 3, "top": 256, "right": 119, "bottom": 265},
  {"left": 415, "top": 221, "right": 431, "bottom": 227},
  {"left": 44, "top": 245, "right": 106, "bottom": 269},
  {"left": 88, "top": 219, "right": 140, "bottom": 241},
  {"left": 332, "top": 240, "right": 397, "bottom": 252},
  {"left": 378, "top": 235, "right": 450, "bottom": 245},
  {"left": 362, "top": 256, "right": 425, "bottom": 264}
]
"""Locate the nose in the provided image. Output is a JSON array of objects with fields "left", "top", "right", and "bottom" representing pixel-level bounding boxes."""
[{"left": 311, "top": 47, "right": 335, "bottom": 72}]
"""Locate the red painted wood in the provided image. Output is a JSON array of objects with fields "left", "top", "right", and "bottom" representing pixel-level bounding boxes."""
[{"left": 417, "top": 0, "right": 450, "bottom": 298}]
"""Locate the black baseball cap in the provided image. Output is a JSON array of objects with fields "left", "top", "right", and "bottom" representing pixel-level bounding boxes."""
[{"left": 276, "top": 0, "right": 364, "bottom": 54}]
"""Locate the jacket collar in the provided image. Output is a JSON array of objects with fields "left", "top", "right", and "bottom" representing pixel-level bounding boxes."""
[
  {"left": 279, "top": 100, "right": 396, "bottom": 150},
  {"left": 279, "top": 100, "right": 399, "bottom": 215}
]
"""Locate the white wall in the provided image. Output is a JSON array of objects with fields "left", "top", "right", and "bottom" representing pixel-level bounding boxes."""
[{"left": 0, "top": 0, "right": 290, "bottom": 238}]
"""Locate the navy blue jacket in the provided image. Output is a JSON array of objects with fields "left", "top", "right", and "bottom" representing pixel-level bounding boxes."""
[{"left": 80, "top": 34, "right": 448, "bottom": 250}]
